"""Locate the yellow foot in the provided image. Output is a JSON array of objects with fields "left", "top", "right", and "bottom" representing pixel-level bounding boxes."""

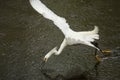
[
  {"left": 102, "top": 49, "right": 112, "bottom": 56},
  {"left": 102, "top": 49, "right": 111, "bottom": 53},
  {"left": 95, "top": 55, "right": 102, "bottom": 62}
]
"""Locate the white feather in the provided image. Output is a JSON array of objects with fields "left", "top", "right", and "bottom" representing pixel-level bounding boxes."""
[
  {"left": 29, "top": 0, "right": 70, "bottom": 35},
  {"left": 29, "top": 0, "right": 100, "bottom": 61}
]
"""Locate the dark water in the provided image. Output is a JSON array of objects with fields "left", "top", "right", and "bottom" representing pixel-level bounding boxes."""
[{"left": 0, "top": 0, "right": 120, "bottom": 80}]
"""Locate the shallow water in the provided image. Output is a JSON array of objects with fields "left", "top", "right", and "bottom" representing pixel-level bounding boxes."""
[{"left": 0, "top": 0, "right": 120, "bottom": 80}]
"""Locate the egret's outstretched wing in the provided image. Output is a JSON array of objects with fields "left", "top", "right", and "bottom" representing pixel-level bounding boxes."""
[{"left": 29, "top": 0, "right": 70, "bottom": 35}]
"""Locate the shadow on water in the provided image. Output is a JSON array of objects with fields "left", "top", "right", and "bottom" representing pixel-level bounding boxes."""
[
  {"left": 39, "top": 48, "right": 102, "bottom": 80},
  {"left": 39, "top": 58, "right": 100, "bottom": 80}
]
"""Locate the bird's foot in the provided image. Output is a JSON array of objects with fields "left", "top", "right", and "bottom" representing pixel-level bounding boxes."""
[
  {"left": 95, "top": 55, "right": 102, "bottom": 62},
  {"left": 102, "top": 49, "right": 111, "bottom": 53},
  {"left": 102, "top": 49, "right": 111, "bottom": 56}
]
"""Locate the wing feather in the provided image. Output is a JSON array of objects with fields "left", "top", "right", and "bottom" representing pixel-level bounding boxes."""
[
  {"left": 77, "top": 26, "right": 99, "bottom": 42},
  {"left": 29, "top": 0, "right": 70, "bottom": 35}
]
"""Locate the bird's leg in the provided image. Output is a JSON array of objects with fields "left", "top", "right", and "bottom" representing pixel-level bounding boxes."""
[
  {"left": 55, "top": 38, "right": 67, "bottom": 55},
  {"left": 43, "top": 47, "right": 57, "bottom": 62},
  {"left": 98, "top": 48, "right": 111, "bottom": 57},
  {"left": 91, "top": 42, "right": 103, "bottom": 62},
  {"left": 95, "top": 49, "right": 102, "bottom": 62},
  {"left": 93, "top": 47, "right": 100, "bottom": 78},
  {"left": 91, "top": 41, "right": 111, "bottom": 55},
  {"left": 92, "top": 42, "right": 111, "bottom": 55},
  {"left": 41, "top": 48, "right": 57, "bottom": 70},
  {"left": 101, "top": 49, "right": 111, "bottom": 57},
  {"left": 43, "top": 39, "right": 67, "bottom": 62},
  {"left": 94, "top": 44, "right": 111, "bottom": 61}
]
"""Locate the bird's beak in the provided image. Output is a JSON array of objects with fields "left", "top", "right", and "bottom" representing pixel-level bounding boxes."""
[{"left": 43, "top": 57, "right": 48, "bottom": 62}]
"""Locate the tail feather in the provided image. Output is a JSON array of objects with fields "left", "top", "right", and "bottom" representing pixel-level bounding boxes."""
[
  {"left": 92, "top": 26, "right": 99, "bottom": 34},
  {"left": 84, "top": 26, "right": 99, "bottom": 42}
]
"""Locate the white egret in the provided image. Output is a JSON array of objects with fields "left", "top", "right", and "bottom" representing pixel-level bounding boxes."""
[{"left": 29, "top": 0, "right": 108, "bottom": 62}]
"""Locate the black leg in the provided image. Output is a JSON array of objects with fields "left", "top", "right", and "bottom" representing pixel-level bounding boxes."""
[
  {"left": 94, "top": 48, "right": 100, "bottom": 80},
  {"left": 91, "top": 41, "right": 103, "bottom": 55},
  {"left": 91, "top": 42, "right": 103, "bottom": 62},
  {"left": 91, "top": 42, "right": 102, "bottom": 79}
]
